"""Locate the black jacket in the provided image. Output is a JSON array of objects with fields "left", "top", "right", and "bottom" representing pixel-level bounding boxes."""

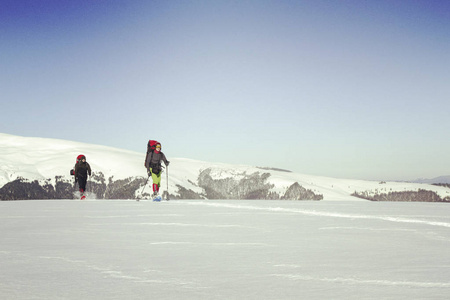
[
  {"left": 75, "top": 161, "right": 91, "bottom": 178},
  {"left": 145, "top": 151, "right": 169, "bottom": 170}
]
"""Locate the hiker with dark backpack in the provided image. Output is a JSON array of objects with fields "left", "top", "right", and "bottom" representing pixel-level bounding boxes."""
[
  {"left": 144, "top": 141, "right": 169, "bottom": 197},
  {"left": 74, "top": 155, "right": 91, "bottom": 199}
]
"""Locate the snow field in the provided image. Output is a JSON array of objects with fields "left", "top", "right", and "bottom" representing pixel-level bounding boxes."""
[{"left": 1, "top": 200, "right": 450, "bottom": 299}]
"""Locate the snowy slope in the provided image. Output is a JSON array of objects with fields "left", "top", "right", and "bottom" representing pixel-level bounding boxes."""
[
  {"left": 3, "top": 200, "right": 450, "bottom": 299},
  {"left": 0, "top": 133, "right": 142, "bottom": 186},
  {"left": 1, "top": 133, "right": 449, "bottom": 200}
]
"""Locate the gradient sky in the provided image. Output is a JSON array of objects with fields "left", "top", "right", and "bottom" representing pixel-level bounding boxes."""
[{"left": 1, "top": 0, "right": 449, "bottom": 181}]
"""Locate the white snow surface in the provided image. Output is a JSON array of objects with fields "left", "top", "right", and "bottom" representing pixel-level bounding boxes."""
[
  {"left": 1, "top": 132, "right": 449, "bottom": 200},
  {"left": 1, "top": 200, "right": 450, "bottom": 299}
]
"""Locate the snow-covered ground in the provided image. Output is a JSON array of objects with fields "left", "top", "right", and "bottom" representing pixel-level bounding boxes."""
[
  {"left": 1, "top": 133, "right": 449, "bottom": 200},
  {"left": 1, "top": 200, "right": 450, "bottom": 299}
]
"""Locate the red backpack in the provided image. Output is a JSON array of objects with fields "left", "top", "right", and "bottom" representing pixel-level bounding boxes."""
[
  {"left": 147, "top": 140, "right": 160, "bottom": 152},
  {"left": 145, "top": 140, "right": 160, "bottom": 166}
]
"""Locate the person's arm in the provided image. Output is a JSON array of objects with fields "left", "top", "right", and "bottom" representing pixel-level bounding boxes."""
[
  {"left": 145, "top": 152, "right": 153, "bottom": 173},
  {"left": 162, "top": 153, "right": 169, "bottom": 166},
  {"left": 144, "top": 151, "right": 149, "bottom": 167}
]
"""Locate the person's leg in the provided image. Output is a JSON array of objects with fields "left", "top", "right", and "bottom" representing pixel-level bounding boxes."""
[
  {"left": 151, "top": 170, "right": 162, "bottom": 194},
  {"left": 78, "top": 175, "right": 87, "bottom": 193}
]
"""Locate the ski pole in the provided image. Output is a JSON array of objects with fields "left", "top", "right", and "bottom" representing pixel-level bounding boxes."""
[
  {"left": 141, "top": 173, "right": 151, "bottom": 195},
  {"left": 166, "top": 165, "right": 169, "bottom": 200}
]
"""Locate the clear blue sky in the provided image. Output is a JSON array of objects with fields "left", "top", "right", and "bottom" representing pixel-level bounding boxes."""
[{"left": 1, "top": 0, "right": 449, "bottom": 181}]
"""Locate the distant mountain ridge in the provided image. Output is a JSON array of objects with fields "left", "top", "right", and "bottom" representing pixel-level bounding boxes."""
[
  {"left": 1, "top": 133, "right": 449, "bottom": 202},
  {"left": 412, "top": 176, "right": 450, "bottom": 184}
]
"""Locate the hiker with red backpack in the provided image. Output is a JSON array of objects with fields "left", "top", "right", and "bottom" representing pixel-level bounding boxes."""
[
  {"left": 74, "top": 155, "right": 91, "bottom": 198},
  {"left": 144, "top": 141, "right": 169, "bottom": 197}
]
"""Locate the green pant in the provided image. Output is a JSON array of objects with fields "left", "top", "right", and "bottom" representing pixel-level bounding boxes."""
[{"left": 151, "top": 168, "right": 162, "bottom": 187}]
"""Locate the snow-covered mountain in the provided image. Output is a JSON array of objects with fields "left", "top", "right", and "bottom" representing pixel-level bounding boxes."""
[
  {"left": 1, "top": 133, "right": 449, "bottom": 201},
  {"left": 412, "top": 176, "right": 450, "bottom": 184}
]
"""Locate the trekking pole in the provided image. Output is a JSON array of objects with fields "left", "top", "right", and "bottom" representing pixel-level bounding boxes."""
[
  {"left": 166, "top": 165, "right": 170, "bottom": 200},
  {"left": 141, "top": 173, "right": 151, "bottom": 195},
  {"left": 87, "top": 176, "right": 92, "bottom": 199}
]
